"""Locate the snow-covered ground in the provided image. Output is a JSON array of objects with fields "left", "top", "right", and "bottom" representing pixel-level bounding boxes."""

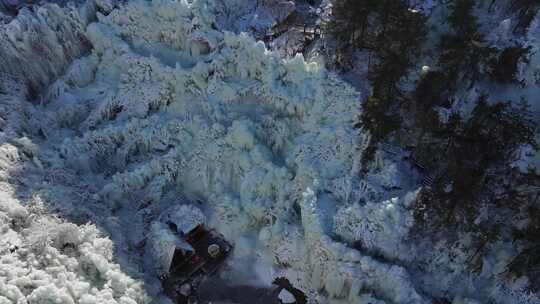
[{"left": 0, "top": 0, "right": 539, "bottom": 303}]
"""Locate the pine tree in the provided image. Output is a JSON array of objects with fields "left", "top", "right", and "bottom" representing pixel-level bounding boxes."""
[
  {"left": 413, "top": 71, "right": 450, "bottom": 130},
  {"left": 325, "top": 0, "right": 380, "bottom": 67},
  {"left": 439, "top": 0, "right": 496, "bottom": 87},
  {"left": 489, "top": 46, "right": 530, "bottom": 83},
  {"left": 414, "top": 94, "right": 538, "bottom": 233},
  {"left": 447, "top": 0, "right": 477, "bottom": 37},
  {"left": 508, "top": 205, "right": 540, "bottom": 292},
  {"left": 329, "top": 1, "right": 427, "bottom": 168}
]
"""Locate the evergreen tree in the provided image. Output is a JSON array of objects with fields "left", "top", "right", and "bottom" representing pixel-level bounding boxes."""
[
  {"left": 508, "top": 204, "right": 540, "bottom": 292},
  {"left": 414, "top": 94, "right": 537, "bottom": 233},
  {"left": 489, "top": 46, "right": 530, "bottom": 83},
  {"left": 447, "top": 0, "right": 478, "bottom": 37},
  {"left": 325, "top": 0, "right": 380, "bottom": 67},
  {"left": 412, "top": 71, "right": 450, "bottom": 133},
  {"left": 328, "top": 0, "right": 428, "bottom": 167},
  {"left": 439, "top": 0, "right": 496, "bottom": 87},
  {"left": 359, "top": 96, "right": 401, "bottom": 143}
]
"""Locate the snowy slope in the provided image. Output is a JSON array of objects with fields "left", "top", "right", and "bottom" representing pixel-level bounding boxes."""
[{"left": 0, "top": 184, "right": 150, "bottom": 304}]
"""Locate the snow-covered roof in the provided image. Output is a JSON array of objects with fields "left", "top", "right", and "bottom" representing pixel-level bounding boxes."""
[
  {"left": 278, "top": 289, "right": 296, "bottom": 304},
  {"left": 148, "top": 221, "right": 195, "bottom": 275},
  {"left": 159, "top": 205, "right": 206, "bottom": 235}
]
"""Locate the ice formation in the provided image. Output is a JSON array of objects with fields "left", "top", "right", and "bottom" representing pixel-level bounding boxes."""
[
  {"left": 0, "top": 0, "right": 538, "bottom": 303},
  {"left": 0, "top": 0, "right": 426, "bottom": 302}
]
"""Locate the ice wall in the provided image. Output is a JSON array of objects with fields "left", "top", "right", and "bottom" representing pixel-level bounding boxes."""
[
  {"left": 0, "top": 3, "right": 153, "bottom": 304},
  {"left": 0, "top": 2, "right": 93, "bottom": 97},
  {"left": 0, "top": 0, "right": 429, "bottom": 302}
]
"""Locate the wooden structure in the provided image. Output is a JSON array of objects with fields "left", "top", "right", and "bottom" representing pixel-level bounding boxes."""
[{"left": 160, "top": 224, "right": 232, "bottom": 304}]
